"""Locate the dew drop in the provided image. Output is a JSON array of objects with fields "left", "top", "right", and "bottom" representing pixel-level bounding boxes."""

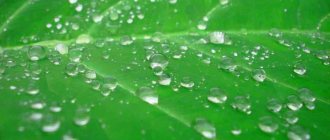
[
  {"left": 42, "top": 114, "right": 60, "bottom": 133},
  {"left": 287, "top": 125, "right": 310, "bottom": 140},
  {"left": 120, "top": 36, "right": 133, "bottom": 46},
  {"left": 55, "top": 43, "right": 68, "bottom": 55},
  {"left": 74, "top": 106, "right": 90, "bottom": 126},
  {"left": 284, "top": 111, "right": 299, "bottom": 124},
  {"left": 287, "top": 95, "right": 303, "bottom": 111},
  {"left": 207, "top": 88, "right": 227, "bottom": 104},
  {"left": 231, "top": 96, "right": 251, "bottom": 114},
  {"left": 158, "top": 74, "right": 171, "bottom": 86},
  {"left": 180, "top": 77, "right": 194, "bottom": 89},
  {"left": 219, "top": 57, "right": 237, "bottom": 72},
  {"left": 209, "top": 31, "right": 225, "bottom": 44},
  {"left": 267, "top": 98, "right": 282, "bottom": 113},
  {"left": 293, "top": 63, "right": 306, "bottom": 75},
  {"left": 27, "top": 46, "right": 47, "bottom": 61},
  {"left": 150, "top": 54, "right": 168, "bottom": 70},
  {"left": 252, "top": 69, "right": 266, "bottom": 82},
  {"left": 76, "top": 34, "right": 92, "bottom": 44},
  {"left": 136, "top": 87, "right": 158, "bottom": 105},
  {"left": 192, "top": 118, "right": 216, "bottom": 139},
  {"left": 258, "top": 116, "right": 278, "bottom": 133},
  {"left": 65, "top": 63, "right": 79, "bottom": 77}
]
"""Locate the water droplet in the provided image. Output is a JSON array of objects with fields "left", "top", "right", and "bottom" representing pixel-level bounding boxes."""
[
  {"left": 42, "top": 114, "right": 60, "bottom": 133},
  {"left": 109, "top": 10, "right": 119, "bottom": 21},
  {"left": 267, "top": 98, "right": 282, "bottom": 113},
  {"left": 65, "top": 63, "right": 79, "bottom": 77},
  {"left": 231, "top": 128, "right": 241, "bottom": 136},
  {"left": 168, "top": 0, "right": 177, "bottom": 4},
  {"left": 258, "top": 116, "right": 278, "bottom": 133},
  {"left": 85, "top": 70, "right": 97, "bottom": 81},
  {"left": 207, "top": 88, "right": 227, "bottom": 104},
  {"left": 298, "top": 88, "right": 315, "bottom": 103},
  {"left": 76, "top": 34, "right": 92, "bottom": 44},
  {"left": 192, "top": 118, "right": 216, "bottom": 139},
  {"left": 219, "top": 57, "right": 237, "bottom": 72},
  {"left": 197, "top": 21, "right": 207, "bottom": 30},
  {"left": 284, "top": 111, "right": 299, "bottom": 124},
  {"left": 26, "top": 81, "right": 39, "bottom": 95},
  {"left": 209, "top": 31, "right": 225, "bottom": 44},
  {"left": 55, "top": 43, "right": 68, "bottom": 55},
  {"left": 68, "top": 0, "right": 77, "bottom": 4},
  {"left": 158, "top": 74, "right": 171, "bottom": 86},
  {"left": 93, "top": 14, "right": 103, "bottom": 23},
  {"left": 150, "top": 54, "right": 168, "bottom": 70},
  {"left": 69, "top": 48, "right": 83, "bottom": 62},
  {"left": 287, "top": 95, "right": 303, "bottom": 111},
  {"left": 220, "top": 0, "right": 229, "bottom": 6},
  {"left": 293, "top": 63, "right": 306, "bottom": 75},
  {"left": 74, "top": 106, "right": 90, "bottom": 126},
  {"left": 287, "top": 125, "right": 310, "bottom": 140},
  {"left": 120, "top": 36, "right": 133, "bottom": 46},
  {"left": 136, "top": 87, "right": 158, "bottom": 105},
  {"left": 252, "top": 69, "right": 266, "bottom": 82},
  {"left": 231, "top": 96, "right": 251, "bottom": 114},
  {"left": 180, "top": 77, "right": 194, "bottom": 89},
  {"left": 27, "top": 46, "right": 47, "bottom": 61}
]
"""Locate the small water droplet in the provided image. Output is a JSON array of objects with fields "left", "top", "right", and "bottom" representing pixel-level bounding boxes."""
[
  {"left": 219, "top": 57, "right": 237, "bottom": 72},
  {"left": 55, "top": 43, "right": 68, "bottom": 55},
  {"left": 120, "top": 36, "right": 134, "bottom": 46},
  {"left": 76, "top": 34, "right": 92, "bottom": 44},
  {"left": 158, "top": 74, "right": 171, "bottom": 86},
  {"left": 284, "top": 111, "right": 299, "bottom": 124},
  {"left": 42, "top": 114, "right": 60, "bottom": 133},
  {"left": 293, "top": 63, "right": 306, "bottom": 75},
  {"left": 65, "top": 63, "right": 79, "bottom": 77}
]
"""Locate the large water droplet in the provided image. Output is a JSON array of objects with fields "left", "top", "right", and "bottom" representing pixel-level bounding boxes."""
[
  {"left": 180, "top": 77, "right": 195, "bottom": 89},
  {"left": 209, "top": 31, "right": 225, "bottom": 44},
  {"left": 192, "top": 118, "right": 216, "bottom": 139},
  {"left": 258, "top": 116, "right": 278, "bottom": 133},
  {"left": 287, "top": 95, "right": 303, "bottom": 111},
  {"left": 207, "top": 88, "right": 227, "bottom": 104},
  {"left": 136, "top": 87, "right": 158, "bottom": 105},
  {"left": 231, "top": 96, "right": 251, "bottom": 114},
  {"left": 267, "top": 98, "right": 282, "bottom": 113},
  {"left": 287, "top": 125, "right": 310, "bottom": 140},
  {"left": 150, "top": 54, "right": 168, "bottom": 70},
  {"left": 74, "top": 106, "right": 90, "bottom": 126},
  {"left": 42, "top": 114, "right": 60, "bottom": 133},
  {"left": 158, "top": 74, "right": 171, "bottom": 86},
  {"left": 27, "top": 46, "right": 47, "bottom": 61},
  {"left": 65, "top": 63, "right": 79, "bottom": 77},
  {"left": 55, "top": 43, "right": 68, "bottom": 55},
  {"left": 252, "top": 69, "right": 266, "bottom": 82},
  {"left": 293, "top": 63, "right": 306, "bottom": 75},
  {"left": 219, "top": 57, "right": 237, "bottom": 72}
]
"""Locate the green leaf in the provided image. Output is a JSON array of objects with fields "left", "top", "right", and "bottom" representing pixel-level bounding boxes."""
[{"left": 0, "top": 0, "right": 330, "bottom": 140}]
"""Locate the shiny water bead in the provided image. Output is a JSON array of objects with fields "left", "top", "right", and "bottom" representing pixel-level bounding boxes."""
[
  {"left": 27, "top": 46, "right": 47, "bottom": 61},
  {"left": 121, "top": 36, "right": 133, "bottom": 46},
  {"left": 69, "top": 48, "right": 83, "bottom": 62},
  {"left": 231, "top": 96, "right": 251, "bottom": 114},
  {"left": 267, "top": 98, "right": 282, "bottom": 113},
  {"left": 293, "top": 63, "right": 306, "bottom": 75},
  {"left": 65, "top": 63, "right": 79, "bottom": 76},
  {"left": 74, "top": 106, "right": 90, "bottom": 126},
  {"left": 284, "top": 111, "right": 299, "bottom": 124},
  {"left": 219, "top": 57, "right": 237, "bottom": 72},
  {"left": 209, "top": 31, "right": 225, "bottom": 44},
  {"left": 136, "top": 87, "right": 158, "bottom": 105},
  {"left": 180, "top": 77, "right": 195, "bottom": 89},
  {"left": 100, "top": 77, "right": 117, "bottom": 96},
  {"left": 298, "top": 88, "right": 315, "bottom": 103},
  {"left": 287, "top": 95, "right": 303, "bottom": 111},
  {"left": 150, "top": 54, "right": 168, "bottom": 70},
  {"left": 85, "top": 70, "right": 97, "bottom": 80},
  {"left": 76, "top": 34, "right": 92, "bottom": 44},
  {"left": 42, "top": 114, "right": 60, "bottom": 133},
  {"left": 287, "top": 125, "right": 310, "bottom": 140},
  {"left": 258, "top": 116, "right": 278, "bottom": 133},
  {"left": 197, "top": 20, "right": 207, "bottom": 30},
  {"left": 158, "top": 74, "right": 171, "bottom": 86},
  {"left": 252, "top": 69, "right": 266, "bottom": 82},
  {"left": 220, "top": 0, "right": 229, "bottom": 6},
  {"left": 207, "top": 88, "right": 227, "bottom": 104},
  {"left": 192, "top": 118, "right": 216, "bottom": 139},
  {"left": 55, "top": 43, "right": 68, "bottom": 55},
  {"left": 26, "top": 81, "right": 39, "bottom": 95}
]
